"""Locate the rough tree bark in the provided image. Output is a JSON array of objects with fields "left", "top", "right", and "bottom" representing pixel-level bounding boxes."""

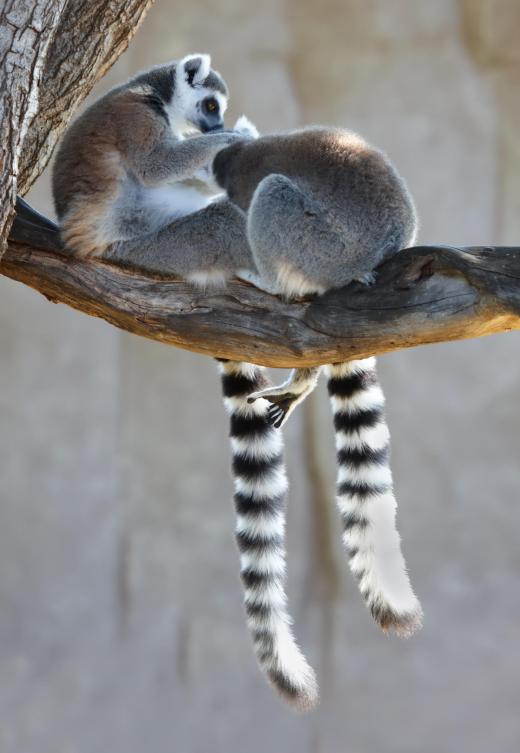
[
  {"left": 0, "top": 0, "right": 154, "bottom": 257},
  {"left": 0, "top": 0, "right": 66, "bottom": 252}
]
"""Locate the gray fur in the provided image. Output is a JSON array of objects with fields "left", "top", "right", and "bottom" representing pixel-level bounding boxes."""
[
  {"left": 212, "top": 124, "right": 418, "bottom": 420},
  {"left": 212, "top": 124, "right": 422, "bottom": 647},
  {"left": 212, "top": 127, "right": 417, "bottom": 293},
  {"left": 106, "top": 199, "right": 249, "bottom": 278}
]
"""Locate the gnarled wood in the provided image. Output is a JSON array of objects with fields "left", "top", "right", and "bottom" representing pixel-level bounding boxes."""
[{"left": 3, "top": 204, "right": 520, "bottom": 368}]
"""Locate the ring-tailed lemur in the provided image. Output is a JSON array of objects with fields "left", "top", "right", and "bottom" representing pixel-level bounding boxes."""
[
  {"left": 51, "top": 57, "right": 316, "bottom": 710},
  {"left": 52, "top": 53, "right": 254, "bottom": 283},
  {"left": 210, "top": 126, "right": 423, "bottom": 637}
]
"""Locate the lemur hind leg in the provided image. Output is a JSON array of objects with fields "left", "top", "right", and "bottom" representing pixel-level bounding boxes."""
[
  {"left": 247, "top": 173, "right": 372, "bottom": 294},
  {"left": 248, "top": 367, "right": 321, "bottom": 429},
  {"left": 327, "top": 358, "right": 422, "bottom": 637},
  {"left": 105, "top": 199, "right": 254, "bottom": 281},
  {"left": 245, "top": 173, "right": 371, "bottom": 427}
]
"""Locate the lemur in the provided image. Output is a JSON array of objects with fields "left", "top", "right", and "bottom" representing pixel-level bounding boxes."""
[
  {"left": 209, "top": 127, "right": 423, "bottom": 703},
  {"left": 52, "top": 53, "right": 253, "bottom": 279},
  {"left": 212, "top": 127, "right": 422, "bottom": 701},
  {"left": 52, "top": 55, "right": 421, "bottom": 711},
  {"left": 52, "top": 55, "right": 317, "bottom": 710}
]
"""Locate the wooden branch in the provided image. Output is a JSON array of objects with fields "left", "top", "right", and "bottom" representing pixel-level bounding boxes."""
[{"left": 3, "top": 203, "right": 519, "bottom": 367}]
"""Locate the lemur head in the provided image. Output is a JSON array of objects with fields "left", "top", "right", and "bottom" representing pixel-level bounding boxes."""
[{"left": 172, "top": 53, "right": 228, "bottom": 135}]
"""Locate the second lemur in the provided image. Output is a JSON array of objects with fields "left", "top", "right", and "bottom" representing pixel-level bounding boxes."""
[{"left": 210, "top": 126, "right": 423, "bottom": 636}]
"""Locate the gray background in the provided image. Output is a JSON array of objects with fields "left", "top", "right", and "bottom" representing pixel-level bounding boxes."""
[{"left": 1, "top": 1, "right": 520, "bottom": 751}]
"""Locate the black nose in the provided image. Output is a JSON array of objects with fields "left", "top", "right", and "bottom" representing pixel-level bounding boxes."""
[{"left": 200, "top": 118, "right": 224, "bottom": 133}]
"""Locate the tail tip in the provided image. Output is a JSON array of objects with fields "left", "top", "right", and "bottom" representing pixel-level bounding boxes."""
[
  {"left": 268, "top": 666, "right": 319, "bottom": 712},
  {"left": 378, "top": 604, "right": 424, "bottom": 638}
]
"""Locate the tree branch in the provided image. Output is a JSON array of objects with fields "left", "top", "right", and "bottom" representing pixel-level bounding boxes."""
[{"left": 3, "top": 202, "right": 519, "bottom": 367}]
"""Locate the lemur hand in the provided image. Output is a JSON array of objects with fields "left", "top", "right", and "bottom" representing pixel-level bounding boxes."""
[{"left": 233, "top": 115, "right": 259, "bottom": 140}]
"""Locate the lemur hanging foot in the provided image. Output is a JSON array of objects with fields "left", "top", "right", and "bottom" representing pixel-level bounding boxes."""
[{"left": 247, "top": 367, "right": 321, "bottom": 428}]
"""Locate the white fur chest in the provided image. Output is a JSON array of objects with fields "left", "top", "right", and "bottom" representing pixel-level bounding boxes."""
[{"left": 142, "top": 183, "right": 212, "bottom": 226}]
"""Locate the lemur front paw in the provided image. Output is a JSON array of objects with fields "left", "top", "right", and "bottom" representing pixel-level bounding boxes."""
[{"left": 233, "top": 115, "right": 259, "bottom": 140}]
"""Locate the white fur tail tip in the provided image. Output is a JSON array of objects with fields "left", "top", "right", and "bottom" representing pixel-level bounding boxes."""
[
  {"left": 233, "top": 115, "right": 259, "bottom": 139},
  {"left": 265, "top": 635, "right": 319, "bottom": 712},
  {"left": 376, "top": 602, "right": 424, "bottom": 639},
  {"left": 256, "top": 621, "right": 319, "bottom": 711}
]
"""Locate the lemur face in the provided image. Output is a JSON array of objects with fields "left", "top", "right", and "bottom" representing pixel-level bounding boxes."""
[
  {"left": 173, "top": 54, "right": 228, "bottom": 135},
  {"left": 195, "top": 92, "right": 227, "bottom": 133}
]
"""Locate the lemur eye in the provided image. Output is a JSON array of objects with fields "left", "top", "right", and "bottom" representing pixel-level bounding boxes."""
[{"left": 205, "top": 98, "right": 219, "bottom": 114}]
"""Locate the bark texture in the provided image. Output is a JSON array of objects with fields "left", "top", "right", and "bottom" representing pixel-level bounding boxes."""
[
  {"left": 0, "top": 0, "right": 66, "bottom": 253},
  {"left": 0, "top": 0, "right": 154, "bottom": 256},
  {"left": 4, "top": 208, "right": 520, "bottom": 367}
]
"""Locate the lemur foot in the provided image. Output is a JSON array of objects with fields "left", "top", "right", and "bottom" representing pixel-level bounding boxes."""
[{"left": 248, "top": 385, "right": 315, "bottom": 429}]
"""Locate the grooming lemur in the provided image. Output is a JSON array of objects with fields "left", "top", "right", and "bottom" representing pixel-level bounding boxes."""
[
  {"left": 52, "top": 55, "right": 421, "bottom": 711},
  {"left": 52, "top": 53, "right": 254, "bottom": 282}
]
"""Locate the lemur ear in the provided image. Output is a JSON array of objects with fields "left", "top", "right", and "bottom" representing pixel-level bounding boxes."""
[{"left": 181, "top": 54, "right": 211, "bottom": 87}]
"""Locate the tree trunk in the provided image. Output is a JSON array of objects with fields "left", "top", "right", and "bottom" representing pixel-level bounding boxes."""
[{"left": 0, "top": 0, "right": 67, "bottom": 253}]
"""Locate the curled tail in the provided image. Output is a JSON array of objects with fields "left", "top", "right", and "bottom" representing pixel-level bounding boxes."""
[
  {"left": 218, "top": 360, "right": 318, "bottom": 710},
  {"left": 327, "top": 358, "right": 423, "bottom": 637}
]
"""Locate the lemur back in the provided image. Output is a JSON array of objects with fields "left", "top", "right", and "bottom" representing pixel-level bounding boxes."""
[{"left": 213, "top": 127, "right": 416, "bottom": 294}]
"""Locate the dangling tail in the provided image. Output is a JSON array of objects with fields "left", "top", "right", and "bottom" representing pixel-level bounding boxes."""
[
  {"left": 327, "top": 358, "right": 423, "bottom": 636},
  {"left": 218, "top": 360, "right": 318, "bottom": 710}
]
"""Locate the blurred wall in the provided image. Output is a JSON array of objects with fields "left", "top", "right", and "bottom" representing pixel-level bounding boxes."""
[{"left": 1, "top": 1, "right": 520, "bottom": 751}]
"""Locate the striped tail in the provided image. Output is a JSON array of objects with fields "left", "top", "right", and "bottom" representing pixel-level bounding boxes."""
[
  {"left": 327, "top": 358, "right": 423, "bottom": 637},
  {"left": 218, "top": 360, "right": 318, "bottom": 710}
]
